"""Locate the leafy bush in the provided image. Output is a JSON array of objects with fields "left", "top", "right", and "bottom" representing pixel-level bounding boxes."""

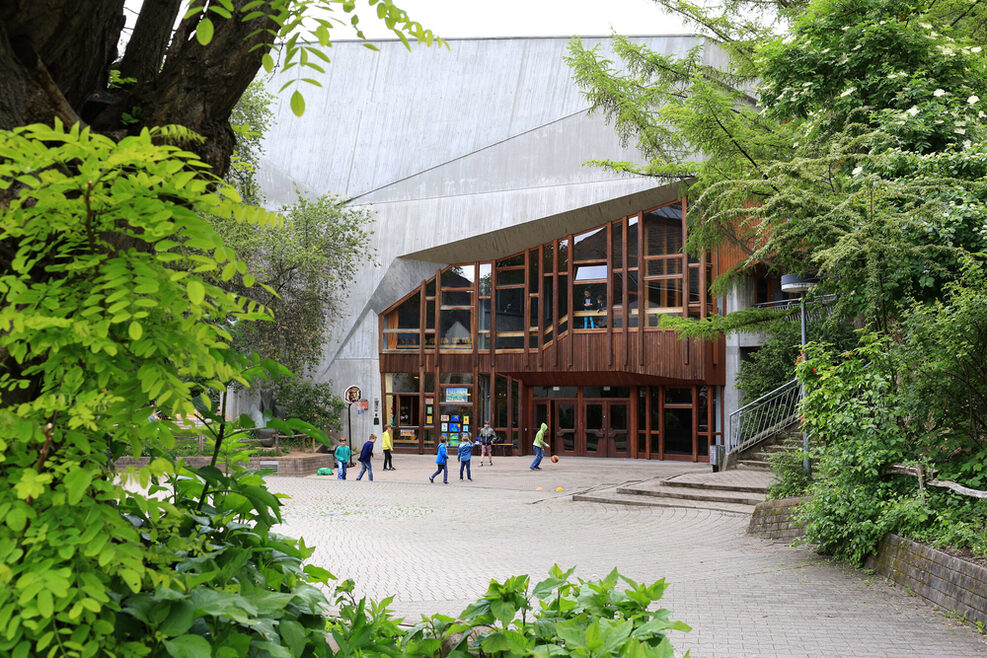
[
  {"left": 330, "top": 566, "right": 690, "bottom": 657},
  {"left": 797, "top": 306, "right": 987, "bottom": 563},
  {"left": 765, "top": 447, "right": 811, "bottom": 501},
  {"left": 736, "top": 313, "right": 858, "bottom": 401},
  {"left": 0, "top": 122, "right": 330, "bottom": 656},
  {"left": 274, "top": 378, "right": 345, "bottom": 435}
]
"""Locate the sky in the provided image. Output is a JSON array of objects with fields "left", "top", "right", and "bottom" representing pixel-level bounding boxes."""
[{"left": 344, "top": 0, "right": 689, "bottom": 39}]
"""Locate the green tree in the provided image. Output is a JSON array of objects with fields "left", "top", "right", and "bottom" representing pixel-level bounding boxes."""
[
  {"left": 212, "top": 192, "right": 373, "bottom": 376},
  {"left": 0, "top": 123, "right": 341, "bottom": 656},
  {"left": 567, "top": 0, "right": 987, "bottom": 325},
  {"left": 228, "top": 80, "right": 276, "bottom": 204}
]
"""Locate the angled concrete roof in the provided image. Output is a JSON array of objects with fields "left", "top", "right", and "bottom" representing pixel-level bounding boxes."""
[{"left": 258, "top": 35, "right": 710, "bottom": 208}]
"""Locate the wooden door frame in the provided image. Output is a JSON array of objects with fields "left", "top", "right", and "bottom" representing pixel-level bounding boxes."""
[
  {"left": 606, "top": 400, "right": 631, "bottom": 458},
  {"left": 553, "top": 398, "right": 579, "bottom": 456}
]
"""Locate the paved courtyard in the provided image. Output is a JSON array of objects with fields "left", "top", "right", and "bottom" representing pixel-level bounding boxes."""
[{"left": 269, "top": 455, "right": 987, "bottom": 657}]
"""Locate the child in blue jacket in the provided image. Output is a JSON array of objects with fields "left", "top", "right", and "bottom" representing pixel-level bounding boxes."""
[
  {"left": 457, "top": 433, "right": 474, "bottom": 481},
  {"left": 429, "top": 436, "right": 448, "bottom": 484}
]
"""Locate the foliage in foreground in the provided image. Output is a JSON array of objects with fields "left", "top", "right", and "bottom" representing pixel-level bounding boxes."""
[
  {"left": 0, "top": 121, "right": 330, "bottom": 656},
  {"left": 332, "top": 566, "right": 689, "bottom": 658}
]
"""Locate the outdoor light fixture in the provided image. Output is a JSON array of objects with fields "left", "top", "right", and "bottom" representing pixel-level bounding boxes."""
[
  {"left": 781, "top": 273, "right": 819, "bottom": 477},
  {"left": 780, "top": 273, "right": 819, "bottom": 294}
]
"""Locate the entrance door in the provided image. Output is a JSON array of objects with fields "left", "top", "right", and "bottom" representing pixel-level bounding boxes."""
[
  {"left": 607, "top": 402, "right": 630, "bottom": 458},
  {"left": 555, "top": 401, "right": 577, "bottom": 456},
  {"left": 582, "top": 401, "right": 630, "bottom": 458}
]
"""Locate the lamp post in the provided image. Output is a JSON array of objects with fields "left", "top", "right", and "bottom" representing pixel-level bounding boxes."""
[{"left": 780, "top": 274, "right": 819, "bottom": 477}]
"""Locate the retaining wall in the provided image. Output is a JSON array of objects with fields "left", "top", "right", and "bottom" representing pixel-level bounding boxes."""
[
  {"left": 865, "top": 534, "right": 987, "bottom": 626},
  {"left": 747, "top": 496, "right": 807, "bottom": 541},
  {"left": 114, "top": 455, "right": 332, "bottom": 477}
]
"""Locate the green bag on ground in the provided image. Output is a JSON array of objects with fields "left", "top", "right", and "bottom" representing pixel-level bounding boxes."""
[{"left": 316, "top": 467, "right": 333, "bottom": 476}]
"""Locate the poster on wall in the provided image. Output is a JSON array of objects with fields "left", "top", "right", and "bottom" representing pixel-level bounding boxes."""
[
  {"left": 463, "top": 425, "right": 469, "bottom": 434},
  {"left": 440, "top": 414, "right": 449, "bottom": 422},
  {"left": 400, "top": 429, "right": 416, "bottom": 440},
  {"left": 449, "top": 433, "right": 460, "bottom": 446},
  {"left": 425, "top": 397, "right": 434, "bottom": 405},
  {"left": 449, "top": 422, "right": 460, "bottom": 432},
  {"left": 464, "top": 415, "right": 470, "bottom": 425},
  {"left": 441, "top": 423, "right": 448, "bottom": 432},
  {"left": 445, "top": 387, "right": 469, "bottom": 403},
  {"left": 450, "top": 414, "right": 460, "bottom": 423},
  {"left": 426, "top": 415, "right": 433, "bottom": 424}
]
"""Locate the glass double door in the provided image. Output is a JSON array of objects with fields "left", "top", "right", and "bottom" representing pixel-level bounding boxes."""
[{"left": 534, "top": 399, "right": 629, "bottom": 458}]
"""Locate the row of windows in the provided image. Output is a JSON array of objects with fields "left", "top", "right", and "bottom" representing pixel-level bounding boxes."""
[{"left": 382, "top": 200, "right": 717, "bottom": 352}]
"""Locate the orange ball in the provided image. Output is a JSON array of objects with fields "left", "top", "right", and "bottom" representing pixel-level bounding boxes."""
[{"left": 551, "top": 455, "right": 559, "bottom": 463}]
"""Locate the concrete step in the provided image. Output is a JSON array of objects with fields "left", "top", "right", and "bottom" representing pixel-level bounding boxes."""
[
  {"left": 651, "top": 478, "right": 769, "bottom": 495},
  {"left": 572, "top": 489, "right": 754, "bottom": 516},
  {"left": 737, "top": 460, "right": 772, "bottom": 471},
  {"left": 617, "top": 484, "right": 765, "bottom": 506}
]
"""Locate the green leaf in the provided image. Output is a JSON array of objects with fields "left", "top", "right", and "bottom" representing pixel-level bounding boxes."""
[
  {"left": 279, "top": 619, "right": 306, "bottom": 655},
  {"left": 119, "top": 568, "right": 142, "bottom": 594},
  {"left": 64, "top": 468, "right": 94, "bottom": 505},
  {"left": 195, "top": 18, "right": 214, "bottom": 46},
  {"left": 6, "top": 505, "right": 26, "bottom": 532},
  {"left": 290, "top": 90, "right": 305, "bottom": 117},
  {"left": 37, "top": 590, "right": 53, "bottom": 618},
  {"left": 490, "top": 600, "right": 516, "bottom": 626},
  {"left": 187, "top": 280, "right": 205, "bottom": 305},
  {"left": 159, "top": 601, "right": 195, "bottom": 636},
  {"left": 128, "top": 321, "right": 143, "bottom": 340},
  {"left": 262, "top": 53, "right": 275, "bottom": 73},
  {"left": 164, "top": 634, "right": 211, "bottom": 658}
]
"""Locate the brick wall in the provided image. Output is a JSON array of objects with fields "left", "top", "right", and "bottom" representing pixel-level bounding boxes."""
[
  {"left": 747, "top": 496, "right": 807, "bottom": 541},
  {"left": 865, "top": 534, "right": 987, "bottom": 626}
]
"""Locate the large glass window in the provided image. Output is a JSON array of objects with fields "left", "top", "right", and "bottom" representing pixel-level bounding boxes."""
[
  {"left": 644, "top": 203, "right": 683, "bottom": 257},
  {"left": 383, "top": 291, "right": 421, "bottom": 351},
  {"left": 439, "top": 308, "right": 472, "bottom": 349},
  {"left": 440, "top": 266, "right": 473, "bottom": 350},
  {"left": 496, "top": 287, "right": 524, "bottom": 349}
]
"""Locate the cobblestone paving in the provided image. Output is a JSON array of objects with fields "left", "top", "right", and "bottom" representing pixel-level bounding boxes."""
[{"left": 269, "top": 455, "right": 987, "bottom": 657}]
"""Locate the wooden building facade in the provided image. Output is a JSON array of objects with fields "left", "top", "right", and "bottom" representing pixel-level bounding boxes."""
[{"left": 378, "top": 198, "right": 730, "bottom": 461}]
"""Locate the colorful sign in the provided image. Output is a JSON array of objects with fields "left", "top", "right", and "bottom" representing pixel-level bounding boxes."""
[{"left": 445, "top": 387, "right": 469, "bottom": 403}]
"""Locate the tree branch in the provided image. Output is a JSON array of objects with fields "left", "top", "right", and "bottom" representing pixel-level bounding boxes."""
[{"left": 118, "top": 0, "right": 183, "bottom": 83}]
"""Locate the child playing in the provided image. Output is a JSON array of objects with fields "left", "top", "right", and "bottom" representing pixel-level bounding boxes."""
[
  {"left": 429, "top": 436, "right": 449, "bottom": 484},
  {"left": 457, "top": 433, "right": 474, "bottom": 481},
  {"left": 334, "top": 439, "right": 351, "bottom": 479}
]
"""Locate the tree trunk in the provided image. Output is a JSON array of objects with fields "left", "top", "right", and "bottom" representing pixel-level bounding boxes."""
[{"left": 0, "top": 0, "right": 277, "bottom": 175}]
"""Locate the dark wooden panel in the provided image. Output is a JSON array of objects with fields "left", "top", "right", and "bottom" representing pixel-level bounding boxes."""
[{"left": 382, "top": 330, "right": 725, "bottom": 385}]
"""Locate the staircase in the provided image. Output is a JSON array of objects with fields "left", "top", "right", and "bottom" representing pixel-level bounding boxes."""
[
  {"left": 723, "top": 378, "right": 802, "bottom": 471},
  {"left": 572, "top": 469, "right": 774, "bottom": 516},
  {"left": 730, "top": 429, "right": 802, "bottom": 471}
]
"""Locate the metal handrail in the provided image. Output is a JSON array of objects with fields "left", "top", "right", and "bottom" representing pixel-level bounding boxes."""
[
  {"left": 727, "top": 378, "right": 801, "bottom": 453},
  {"left": 754, "top": 294, "right": 837, "bottom": 310}
]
